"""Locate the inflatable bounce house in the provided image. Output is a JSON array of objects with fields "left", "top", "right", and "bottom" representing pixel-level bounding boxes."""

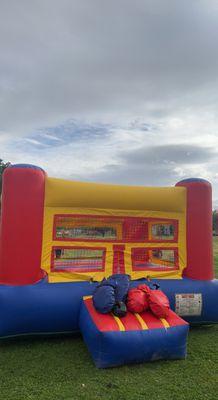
[{"left": 0, "top": 164, "right": 217, "bottom": 367}]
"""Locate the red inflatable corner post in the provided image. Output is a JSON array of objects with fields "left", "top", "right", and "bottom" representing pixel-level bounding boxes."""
[
  {"left": 0, "top": 164, "right": 46, "bottom": 285},
  {"left": 176, "top": 178, "right": 213, "bottom": 280}
]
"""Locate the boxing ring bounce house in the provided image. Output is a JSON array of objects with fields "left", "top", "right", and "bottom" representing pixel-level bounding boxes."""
[{"left": 0, "top": 164, "right": 217, "bottom": 367}]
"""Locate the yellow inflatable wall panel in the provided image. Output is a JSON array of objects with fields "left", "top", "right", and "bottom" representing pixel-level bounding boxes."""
[{"left": 41, "top": 177, "right": 187, "bottom": 283}]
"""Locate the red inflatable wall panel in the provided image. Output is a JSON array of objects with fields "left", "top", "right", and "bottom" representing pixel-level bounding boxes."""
[
  {"left": 176, "top": 179, "right": 213, "bottom": 280},
  {"left": 0, "top": 165, "right": 46, "bottom": 285}
]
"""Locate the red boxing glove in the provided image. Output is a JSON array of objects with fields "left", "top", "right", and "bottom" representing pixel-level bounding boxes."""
[
  {"left": 137, "top": 284, "right": 151, "bottom": 295},
  {"left": 127, "top": 288, "right": 149, "bottom": 313},
  {"left": 148, "top": 290, "right": 170, "bottom": 318}
]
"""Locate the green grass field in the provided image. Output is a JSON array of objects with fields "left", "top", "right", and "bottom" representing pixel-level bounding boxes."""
[{"left": 0, "top": 241, "right": 218, "bottom": 400}]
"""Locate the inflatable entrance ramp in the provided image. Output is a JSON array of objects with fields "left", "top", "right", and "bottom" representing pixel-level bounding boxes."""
[{"left": 79, "top": 296, "right": 189, "bottom": 368}]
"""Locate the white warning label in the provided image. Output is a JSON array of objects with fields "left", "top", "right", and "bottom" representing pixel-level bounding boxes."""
[{"left": 175, "top": 293, "right": 202, "bottom": 316}]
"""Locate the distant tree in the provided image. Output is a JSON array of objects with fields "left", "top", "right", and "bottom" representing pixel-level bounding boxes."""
[
  {"left": 0, "top": 159, "right": 11, "bottom": 195},
  {"left": 213, "top": 210, "right": 217, "bottom": 234}
]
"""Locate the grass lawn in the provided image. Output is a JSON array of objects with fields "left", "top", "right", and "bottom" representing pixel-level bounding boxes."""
[{"left": 0, "top": 241, "right": 218, "bottom": 400}]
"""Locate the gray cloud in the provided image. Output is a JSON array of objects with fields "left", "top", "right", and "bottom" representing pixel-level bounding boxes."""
[
  {"left": 1, "top": 1, "right": 218, "bottom": 135},
  {"left": 90, "top": 162, "right": 180, "bottom": 187},
  {"left": 120, "top": 144, "right": 216, "bottom": 166},
  {"left": 86, "top": 143, "right": 218, "bottom": 187}
]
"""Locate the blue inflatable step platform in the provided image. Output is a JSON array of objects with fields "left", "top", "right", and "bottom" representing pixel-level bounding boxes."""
[{"left": 79, "top": 296, "right": 189, "bottom": 368}]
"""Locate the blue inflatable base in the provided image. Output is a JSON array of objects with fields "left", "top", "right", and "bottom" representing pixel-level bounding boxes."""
[{"left": 0, "top": 278, "right": 217, "bottom": 338}]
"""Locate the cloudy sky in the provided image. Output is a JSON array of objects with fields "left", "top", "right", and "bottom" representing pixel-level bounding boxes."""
[{"left": 1, "top": 1, "right": 218, "bottom": 205}]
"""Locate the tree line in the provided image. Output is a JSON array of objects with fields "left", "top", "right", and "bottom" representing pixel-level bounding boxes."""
[{"left": 0, "top": 159, "right": 11, "bottom": 195}]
